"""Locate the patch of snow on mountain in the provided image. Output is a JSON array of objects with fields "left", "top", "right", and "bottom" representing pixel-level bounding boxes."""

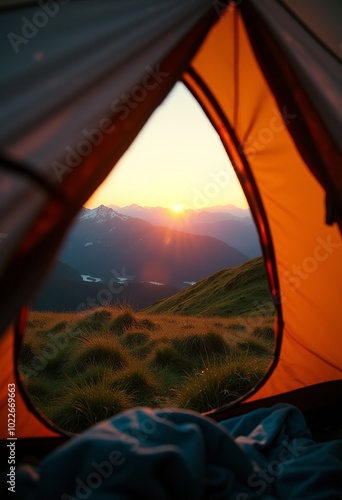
[
  {"left": 81, "top": 274, "right": 102, "bottom": 282},
  {"left": 141, "top": 281, "right": 164, "bottom": 286}
]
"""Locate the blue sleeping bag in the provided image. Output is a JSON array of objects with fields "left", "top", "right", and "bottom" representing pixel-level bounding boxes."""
[{"left": 17, "top": 403, "right": 342, "bottom": 499}]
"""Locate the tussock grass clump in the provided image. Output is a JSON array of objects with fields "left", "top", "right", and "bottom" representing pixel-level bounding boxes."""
[
  {"left": 48, "top": 382, "right": 132, "bottom": 433},
  {"left": 68, "top": 336, "right": 128, "bottom": 372},
  {"left": 50, "top": 321, "right": 68, "bottom": 333},
  {"left": 24, "top": 374, "right": 60, "bottom": 405},
  {"left": 114, "top": 369, "right": 154, "bottom": 393},
  {"left": 173, "top": 358, "right": 267, "bottom": 412},
  {"left": 19, "top": 340, "right": 40, "bottom": 367},
  {"left": 252, "top": 326, "right": 274, "bottom": 341},
  {"left": 129, "top": 344, "right": 153, "bottom": 360},
  {"left": 110, "top": 309, "right": 159, "bottom": 335},
  {"left": 113, "top": 365, "right": 158, "bottom": 405},
  {"left": 138, "top": 318, "right": 159, "bottom": 331},
  {"left": 121, "top": 331, "right": 150, "bottom": 348},
  {"left": 38, "top": 345, "right": 70, "bottom": 377},
  {"left": 152, "top": 345, "right": 187, "bottom": 374},
  {"left": 26, "top": 318, "right": 47, "bottom": 329},
  {"left": 31, "top": 329, "right": 53, "bottom": 339},
  {"left": 73, "top": 365, "right": 114, "bottom": 386},
  {"left": 19, "top": 335, "right": 70, "bottom": 377},
  {"left": 78, "top": 309, "right": 112, "bottom": 332},
  {"left": 110, "top": 310, "right": 138, "bottom": 334},
  {"left": 173, "top": 332, "right": 229, "bottom": 358},
  {"left": 236, "top": 339, "right": 271, "bottom": 356}
]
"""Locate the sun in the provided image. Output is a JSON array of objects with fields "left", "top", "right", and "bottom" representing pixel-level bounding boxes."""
[{"left": 172, "top": 204, "right": 184, "bottom": 214}]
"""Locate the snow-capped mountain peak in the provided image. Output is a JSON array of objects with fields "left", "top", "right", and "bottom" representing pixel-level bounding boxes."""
[{"left": 80, "top": 205, "right": 128, "bottom": 222}]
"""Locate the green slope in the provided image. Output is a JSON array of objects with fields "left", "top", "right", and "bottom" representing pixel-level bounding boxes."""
[{"left": 144, "top": 257, "right": 274, "bottom": 317}]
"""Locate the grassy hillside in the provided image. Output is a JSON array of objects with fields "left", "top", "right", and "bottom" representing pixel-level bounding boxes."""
[
  {"left": 20, "top": 306, "right": 275, "bottom": 433},
  {"left": 144, "top": 257, "right": 274, "bottom": 317}
]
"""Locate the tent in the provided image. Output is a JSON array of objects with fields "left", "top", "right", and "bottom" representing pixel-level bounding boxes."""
[{"left": 0, "top": 0, "right": 341, "bottom": 466}]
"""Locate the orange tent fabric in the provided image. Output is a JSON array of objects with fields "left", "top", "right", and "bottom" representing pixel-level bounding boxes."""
[
  {"left": 186, "top": 3, "right": 342, "bottom": 401},
  {"left": 0, "top": 0, "right": 341, "bottom": 440}
]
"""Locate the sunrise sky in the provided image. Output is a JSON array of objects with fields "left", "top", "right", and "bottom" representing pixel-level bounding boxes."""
[{"left": 85, "top": 82, "right": 248, "bottom": 211}]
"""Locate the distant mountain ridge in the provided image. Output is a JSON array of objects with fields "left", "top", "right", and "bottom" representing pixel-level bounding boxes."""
[
  {"left": 109, "top": 203, "right": 251, "bottom": 220},
  {"left": 33, "top": 204, "right": 263, "bottom": 311},
  {"left": 59, "top": 205, "right": 248, "bottom": 288},
  {"left": 109, "top": 204, "right": 261, "bottom": 258}
]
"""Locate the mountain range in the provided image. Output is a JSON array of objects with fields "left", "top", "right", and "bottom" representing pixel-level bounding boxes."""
[
  {"left": 109, "top": 204, "right": 260, "bottom": 258},
  {"left": 32, "top": 203, "right": 261, "bottom": 311},
  {"left": 59, "top": 205, "right": 249, "bottom": 288}
]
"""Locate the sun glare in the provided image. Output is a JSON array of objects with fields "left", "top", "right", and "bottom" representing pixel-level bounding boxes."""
[{"left": 172, "top": 204, "right": 184, "bottom": 214}]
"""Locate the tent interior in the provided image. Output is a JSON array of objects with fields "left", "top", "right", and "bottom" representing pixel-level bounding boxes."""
[{"left": 0, "top": 0, "right": 341, "bottom": 491}]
